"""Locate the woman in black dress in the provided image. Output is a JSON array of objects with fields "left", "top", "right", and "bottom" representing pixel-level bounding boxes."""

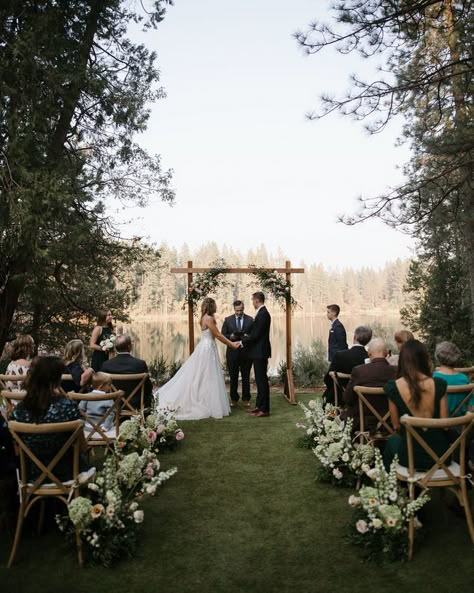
[{"left": 89, "top": 309, "right": 114, "bottom": 372}]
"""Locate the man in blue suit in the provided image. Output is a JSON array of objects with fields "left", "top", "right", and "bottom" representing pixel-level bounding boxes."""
[{"left": 327, "top": 304, "right": 348, "bottom": 363}]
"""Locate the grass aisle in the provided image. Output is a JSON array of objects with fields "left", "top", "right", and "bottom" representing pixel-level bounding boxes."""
[{"left": 1, "top": 393, "right": 472, "bottom": 593}]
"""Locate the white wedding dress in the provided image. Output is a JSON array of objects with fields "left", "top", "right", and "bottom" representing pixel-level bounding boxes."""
[{"left": 157, "top": 328, "right": 231, "bottom": 420}]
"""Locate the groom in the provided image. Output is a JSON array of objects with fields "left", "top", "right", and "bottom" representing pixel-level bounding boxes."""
[{"left": 242, "top": 292, "right": 271, "bottom": 417}]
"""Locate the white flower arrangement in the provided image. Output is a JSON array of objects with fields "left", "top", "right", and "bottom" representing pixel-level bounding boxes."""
[
  {"left": 57, "top": 439, "right": 177, "bottom": 566},
  {"left": 298, "top": 399, "right": 375, "bottom": 486},
  {"left": 145, "top": 404, "right": 185, "bottom": 450},
  {"left": 347, "top": 449, "right": 430, "bottom": 560}
]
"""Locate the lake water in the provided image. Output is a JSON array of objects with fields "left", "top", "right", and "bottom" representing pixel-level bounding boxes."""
[{"left": 119, "top": 313, "right": 401, "bottom": 374}]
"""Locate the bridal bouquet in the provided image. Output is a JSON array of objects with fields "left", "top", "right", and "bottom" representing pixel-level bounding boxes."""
[
  {"left": 347, "top": 449, "right": 430, "bottom": 561},
  {"left": 57, "top": 453, "right": 177, "bottom": 566},
  {"left": 100, "top": 333, "right": 116, "bottom": 352}
]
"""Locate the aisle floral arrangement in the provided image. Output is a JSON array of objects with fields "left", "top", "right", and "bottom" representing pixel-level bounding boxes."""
[
  {"left": 347, "top": 449, "right": 430, "bottom": 561},
  {"left": 297, "top": 399, "right": 374, "bottom": 487},
  {"left": 117, "top": 405, "right": 184, "bottom": 455},
  {"left": 57, "top": 452, "right": 177, "bottom": 566}
]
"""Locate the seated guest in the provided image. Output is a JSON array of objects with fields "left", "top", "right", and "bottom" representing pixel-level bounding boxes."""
[
  {"left": 5, "top": 335, "right": 35, "bottom": 390},
  {"left": 342, "top": 338, "right": 397, "bottom": 432},
  {"left": 101, "top": 334, "right": 153, "bottom": 410},
  {"left": 387, "top": 329, "right": 414, "bottom": 365},
  {"left": 10, "top": 356, "right": 89, "bottom": 480},
  {"left": 79, "top": 372, "right": 115, "bottom": 432},
  {"left": 62, "top": 339, "right": 94, "bottom": 393},
  {"left": 384, "top": 339, "right": 450, "bottom": 470},
  {"left": 433, "top": 341, "right": 472, "bottom": 415},
  {"left": 323, "top": 325, "right": 373, "bottom": 404}
]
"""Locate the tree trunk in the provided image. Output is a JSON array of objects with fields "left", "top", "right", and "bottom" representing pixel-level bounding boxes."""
[{"left": 444, "top": 1, "right": 474, "bottom": 333}]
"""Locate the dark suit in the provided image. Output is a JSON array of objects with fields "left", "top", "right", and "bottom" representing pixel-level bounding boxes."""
[
  {"left": 222, "top": 313, "right": 254, "bottom": 402},
  {"left": 328, "top": 318, "right": 348, "bottom": 362},
  {"left": 102, "top": 352, "right": 153, "bottom": 409},
  {"left": 343, "top": 358, "right": 397, "bottom": 432},
  {"left": 323, "top": 345, "right": 368, "bottom": 404},
  {"left": 242, "top": 306, "right": 271, "bottom": 413}
]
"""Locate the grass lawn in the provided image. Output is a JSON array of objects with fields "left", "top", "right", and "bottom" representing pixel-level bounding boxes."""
[{"left": 0, "top": 392, "right": 472, "bottom": 593}]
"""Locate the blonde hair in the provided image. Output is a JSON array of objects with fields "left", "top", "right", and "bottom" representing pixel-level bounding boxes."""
[
  {"left": 200, "top": 297, "right": 217, "bottom": 321},
  {"left": 63, "top": 339, "right": 87, "bottom": 366},
  {"left": 10, "top": 335, "right": 35, "bottom": 361},
  {"left": 92, "top": 372, "right": 112, "bottom": 390}
]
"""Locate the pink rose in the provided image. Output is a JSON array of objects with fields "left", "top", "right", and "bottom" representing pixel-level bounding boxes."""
[
  {"left": 145, "top": 465, "right": 154, "bottom": 477},
  {"left": 156, "top": 424, "right": 166, "bottom": 434},
  {"left": 175, "top": 430, "right": 184, "bottom": 441},
  {"left": 147, "top": 430, "right": 157, "bottom": 443}
]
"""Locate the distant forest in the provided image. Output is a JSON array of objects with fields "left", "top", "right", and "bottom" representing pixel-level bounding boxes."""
[{"left": 129, "top": 243, "right": 409, "bottom": 317}]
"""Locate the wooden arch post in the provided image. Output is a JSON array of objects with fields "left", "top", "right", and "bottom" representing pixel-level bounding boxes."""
[{"left": 171, "top": 262, "right": 304, "bottom": 404}]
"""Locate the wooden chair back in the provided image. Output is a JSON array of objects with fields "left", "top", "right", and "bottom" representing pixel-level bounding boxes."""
[
  {"left": 1, "top": 390, "right": 26, "bottom": 416},
  {"left": 67, "top": 391, "right": 123, "bottom": 448},
  {"left": 400, "top": 413, "right": 474, "bottom": 487},
  {"left": 329, "top": 371, "right": 351, "bottom": 407},
  {"left": 108, "top": 373, "right": 148, "bottom": 417},
  {"left": 8, "top": 419, "right": 83, "bottom": 493},
  {"left": 0, "top": 374, "right": 27, "bottom": 391},
  {"left": 454, "top": 366, "right": 474, "bottom": 380},
  {"left": 446, "top": 383, "right": 474, "bottom": 417},
  {"left": 354, "top": 386, "right": 395, "bottom": 443}
]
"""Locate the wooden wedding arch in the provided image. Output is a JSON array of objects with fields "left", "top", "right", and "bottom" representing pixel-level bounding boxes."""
[{"left": 170, "top": 261, "right": 304, "bottom": 404}]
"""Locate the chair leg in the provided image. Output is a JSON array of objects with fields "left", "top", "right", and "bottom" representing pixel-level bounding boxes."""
[
  {"left": 7, "top": 501, "right": 26, "bottom": 568},
  {"left": 460, "top": 482, "right": 474, "bottom": 543},
  {"left": 408, "top": 514, "right": 415, "bottom": 561},
  {"left": 38, "top": 499, "right": 45, "bottom": 535},
  {"left": 75, "top": 527, "right": 84, "bottom": 567}
]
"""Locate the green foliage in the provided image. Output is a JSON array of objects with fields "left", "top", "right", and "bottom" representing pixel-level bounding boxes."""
[
  {"left": 148, "top": 354, "right": 182, "bottom": 385},
  {"left": 0, "top": 1, "right": 174, "bottom": 350},
  {"left": 280, "top": 340, "right": 327, "bottom": 388}
]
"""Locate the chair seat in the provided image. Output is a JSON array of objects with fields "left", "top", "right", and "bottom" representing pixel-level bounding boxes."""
[
  {"left": 84, "top": 427, "right": 117, "bottom": 440},
  {"left": 396, "top": 461, "right": 461, "bottom": 482},
  {"left": 24, "top": 467, "right": 97, "bottom": 490}
]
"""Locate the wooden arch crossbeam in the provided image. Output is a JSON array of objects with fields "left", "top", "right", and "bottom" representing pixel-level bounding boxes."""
[{"left": 170, "top": 261, "right": 304, "bottom": 404}]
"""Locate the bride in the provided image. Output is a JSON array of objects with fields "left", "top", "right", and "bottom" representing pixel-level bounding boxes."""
[{"left": 157, "top": 297, "right": 241, "bottom": 420}]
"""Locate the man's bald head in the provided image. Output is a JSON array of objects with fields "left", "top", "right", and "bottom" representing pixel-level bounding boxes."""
[
  {"left": 115, "top": 334, "right": 132, "bottom": 353},
  {"left": 367, "top": 338, "right": 388, "bottom": 360}
]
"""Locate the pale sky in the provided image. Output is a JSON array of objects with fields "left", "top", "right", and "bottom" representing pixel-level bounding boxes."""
[{"left": 118, "top": 0, "right": 413, "bottom": 268}]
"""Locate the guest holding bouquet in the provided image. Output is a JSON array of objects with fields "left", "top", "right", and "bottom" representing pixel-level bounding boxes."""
[
  {"left": 89, "top": 309, "right": 115, "bottom": 371},
  {"left": 62, "top": 339, "right": 94, "bottom": 393}
]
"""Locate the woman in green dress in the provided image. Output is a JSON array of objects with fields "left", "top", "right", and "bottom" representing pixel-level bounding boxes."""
[
  {"left": 384, "top": 339, "right": 450, "bottom": 470},
  {"left": 89, "top": 309, "right": 114, "bottom": 371}
]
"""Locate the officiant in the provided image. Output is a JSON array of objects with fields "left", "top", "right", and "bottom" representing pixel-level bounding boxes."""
[{"left": 222, "top": 300, "right": 254, "bottom": 408}]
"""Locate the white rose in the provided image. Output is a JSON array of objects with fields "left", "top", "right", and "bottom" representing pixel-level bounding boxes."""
[
  {"left": 342, "top": 453, "right": 350, "bottom": 462},
  {"left": 308, "top": 400, "right": 317, "bottom": 409},
  {"left": 348, "top": 495, "right": 361, "bottom": 507},
  {"left": 133, "top": 510, "right": 144, "bottom": 524},
  {"left": 129, "top": 502, "right": 139, "bottom": 511},
  {"left": 365, "top": 468, "right": 379, "bottom": 480},
  {"left": 372, "top": 518, "right": 383, "bottom": 529},
  {"left": 146, "top": 485, "right": 157, "bottom": 495},
  {"left": 332, "top": 468, "right": 343, "bottom": 480},
  {"left": 356, "top": 519, "right": 369, "bottom": 534},
  {"left": 389, "top": 491, "right": 398, "bottom": 502}
]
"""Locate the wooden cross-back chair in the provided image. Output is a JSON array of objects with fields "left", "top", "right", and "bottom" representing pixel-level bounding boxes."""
[
  {"left": 108, "top": 373, "right": 149, "bottom": 418},
  {"left": 7, "top": 419, "right": 85, "bottom": 567},
  {"left": 67, "top": 390, "right": 123, "bottom": 450},
  {"left": 446, "top": 383, "right": 474, "bottom": 417},
  {"left": 354, "top": 386, "right": 396, "bottom": 444},
  {"left": 328, "top": 371, "right": 351, "bottom": 407},
  {"left": 397, "top": 413, "right": 474, "bottom": 560},
  {"left": 1, "top": 390, "right": 26, "bottom": 416}
]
